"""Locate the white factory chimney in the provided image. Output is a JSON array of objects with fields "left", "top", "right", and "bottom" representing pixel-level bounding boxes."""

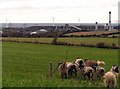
[
  {"left": 95, "top": 22, "right": 98, "bottom": 31},
  {"left": 109, "top": 11, "right": 112, "bottom": 31}
]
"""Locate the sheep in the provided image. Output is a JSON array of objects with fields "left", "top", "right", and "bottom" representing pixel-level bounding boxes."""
[
  {"left": 58, "top": 62, "right": 68, "bottom": 79},
  {"left": 75, "top": 58, "right": 84, "bottom": 69},
  {"left": 66, "top": 62, "right": 77, "bottom": 77},
  {"left": 82, "top": 67, "right": 94, "bottom": 80},
  {"left": 97, "top": 60, "right": 105, "bottom": 65},
  {"left": 117, "top": 66, "right": 120, "bottom": 78},
  {"left": 103, "top": 65, "right": 119, "bottom": 88},
  {"left": 103, "top": 71, "right": 116, "bottom": 88},
  {"left": 84, "top": 59, "right": 97, "bottom": 67},
  {"left": 95, "top": 66, "right": 105, "bottom": 80},
  {"left": 110, "top": 65, "right": 119, "bottom": 73},
  {"left": 58, "top": 62, "right": 77, "bottom": 78}
]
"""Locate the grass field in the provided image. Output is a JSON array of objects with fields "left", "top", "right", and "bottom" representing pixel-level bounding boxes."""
[
  {"left": 65, "top": 31, "right": 120, "bottom": 36},
  {"left": 2, "top": 42, "right": 119, "bottom": 87},
  {"left": 2, "top": 37, "right": 118, "bottom": 47}
]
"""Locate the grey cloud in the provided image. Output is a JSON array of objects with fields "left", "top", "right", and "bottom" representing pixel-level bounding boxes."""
[
  {"left": 0, "top": 6, "right": 38, "bottom": 10},
  {"left": 0, "top": 0, "right": 29, "bottom": 2},
  {"left": 0, "top": 3, "right": 117, "bottom": 11}
]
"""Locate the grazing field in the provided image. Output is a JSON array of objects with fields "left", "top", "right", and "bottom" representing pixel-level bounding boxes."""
[
  {"left": 65, "top": 31, "right": 120, "bottom": 36},
  {"left": 2, "top": 42, "right": 118, "bottom": 87},
  {"left": 2, "top": 37, "right": 118, "bottom": 47}
]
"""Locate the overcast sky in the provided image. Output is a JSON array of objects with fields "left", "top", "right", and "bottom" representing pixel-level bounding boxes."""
[{"left": 0, "top": 0, "right": 119, "bottom": 23}]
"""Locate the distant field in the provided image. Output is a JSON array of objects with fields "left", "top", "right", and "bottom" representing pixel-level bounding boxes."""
[
  {"left": 2, "top": 37, "right": 118, "bottom": 47},
  {"left": 2, "top": 42, "right": 118, "bottom": 87},
  {"left": 65, "top": 31, "right": 120, "bottom": 36}
]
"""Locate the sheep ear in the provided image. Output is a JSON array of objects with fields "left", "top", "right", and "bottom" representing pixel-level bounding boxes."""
[{"left": 112, "top": 66, "right": 115, "bottom": 70}]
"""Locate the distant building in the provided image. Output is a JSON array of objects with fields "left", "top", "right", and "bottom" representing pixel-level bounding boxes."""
[
  {"left": 30, "top": 29, "right": 48, "bottom": 35},
  {"left": 30, "top": 31, "right": 37, "bottom": 35},
  {"left": 0, "top": 31, "right": 3, "bottom": 34},
  {"left": 38, "top": 29, "right": 48, "bottom": 33},
  {"left": 104, "top": 23, "right": 109, "bottom": 31}
]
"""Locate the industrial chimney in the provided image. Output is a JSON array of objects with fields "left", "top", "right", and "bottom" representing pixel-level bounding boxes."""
[
  {"left": 95, "top": 22, "right": 98, "bottom": 31},
  {"left": 109, "top": 11, "right": 111, "bottom": 31}
]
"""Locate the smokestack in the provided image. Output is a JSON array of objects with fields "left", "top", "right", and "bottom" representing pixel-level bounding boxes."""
[
  {"left": 109, "top": 11, "right": 111, "bottom": 31},
  {"left": 95, "top": 22, "right": 98, "bottom": 31}
]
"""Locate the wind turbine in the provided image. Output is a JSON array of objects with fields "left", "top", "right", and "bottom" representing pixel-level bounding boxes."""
[
  {"left": 78, "top": 18, "right": 80, "bottom": 26},
  {"left": 52, "top": 17, "right": 55, "bottom": 26},
  {"left": 6, "top": 19, "right": 8, "bottom": 28}
]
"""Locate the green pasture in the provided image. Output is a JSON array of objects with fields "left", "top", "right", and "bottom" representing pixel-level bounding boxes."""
[
  {"left": 2, "top": 37, "right": 118, "bottom": 47},
  {"left": 2, "top": 42, "right": 118, "bottom": 87}
]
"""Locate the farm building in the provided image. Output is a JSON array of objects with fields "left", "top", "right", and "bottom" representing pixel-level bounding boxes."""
[{"left": 30, "top": 29, "right": 48, "bottom": 35}]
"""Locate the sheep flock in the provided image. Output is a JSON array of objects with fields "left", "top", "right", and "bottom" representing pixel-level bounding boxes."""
[{"left": 58, "top": 58, "right": 120, "bottom": 88}]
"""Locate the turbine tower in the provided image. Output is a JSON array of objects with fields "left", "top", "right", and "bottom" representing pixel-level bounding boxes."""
[
  {"left": 52, "top": 17, "right": 54, "bottom": 26},
  {"left": 109, "top": 11, "right": 112, "bottom": 31},
  {"left": 6, "top": 19, "right": 8, "bottom": 28},
  {"left": 78, "top": 18, "right": 80, "bottom": 26}
]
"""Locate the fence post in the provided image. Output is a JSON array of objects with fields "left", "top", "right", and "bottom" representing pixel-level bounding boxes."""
[{"left": 50, "top": 62, "right": 52, "bottom": 81}]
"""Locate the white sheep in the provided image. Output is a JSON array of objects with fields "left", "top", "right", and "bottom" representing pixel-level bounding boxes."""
[
  {"left": 95, "top": 66, "right": 105, "bottom": 80},
  {"left": 97, "top": 60, "right": 105, "bottom": 65},
  {"left": 82, "top": 67, "right": 94, "bottom": 80},
  {"left": 66, "top": 62, "right": 77, "bottom": 77},
  {"left": 75, "top": 58, "right": 84, "bottom": 69},
  {"left": 58, "top": 62, "right": 68, "bottom": 79},
  {"left": 103, "top": 65, "right": 119, "bottom": 88}
]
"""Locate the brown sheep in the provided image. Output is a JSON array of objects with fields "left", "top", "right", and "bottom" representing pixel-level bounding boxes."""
[{"left": 84, "top": 59, "right": 97, "bottom": 67}]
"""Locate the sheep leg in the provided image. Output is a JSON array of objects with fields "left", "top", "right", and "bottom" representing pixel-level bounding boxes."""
[
  {"left": 99, "top": 76, "right": 101, "bottom": 80},
  {"left": 87, "top": 74, "right": 90, "bottom": 80},
  {"left": 107, "top": 85, "right": 109, "bottom": 89},
  {"left": 84, "top": 74, "right": 86, "bottom": 80},
  {"left": 97, "top": 75, "right": 100, "bottom": 80},
  {"left": 75, "top": 71, "right": 77, "bottom": 77},
  {"left": 71, "top": 71, "right": 73, "bottom": 77},
  {"left": 65, "top": 73, "right": 67, "bottom": 79},
  {"left": 74, "top": 69, "right": 77, "bottom": 77},
  {"left": 112, "top": 87, "right": 114, "bottom": 89},
  {"left": 68, "top": 71, "right": 71, "bottom": 77},
  {"left": 61, "top": 74, "right": 64, "bottom": 79}
]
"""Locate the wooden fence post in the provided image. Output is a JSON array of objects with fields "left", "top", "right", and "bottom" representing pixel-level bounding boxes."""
[{"left": 50, "top": 62, "right": 52, "bottom": 81}]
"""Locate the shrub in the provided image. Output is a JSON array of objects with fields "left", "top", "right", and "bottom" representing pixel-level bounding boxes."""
[
  {"left": 56, "top": 41, "right": 68, "bottom": 45},
  {"left": 96, "top": 42, "right": 105, "bottom": 48},
  {"left": 51, "top": 36, "right": 57, "bottom": 45}
]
